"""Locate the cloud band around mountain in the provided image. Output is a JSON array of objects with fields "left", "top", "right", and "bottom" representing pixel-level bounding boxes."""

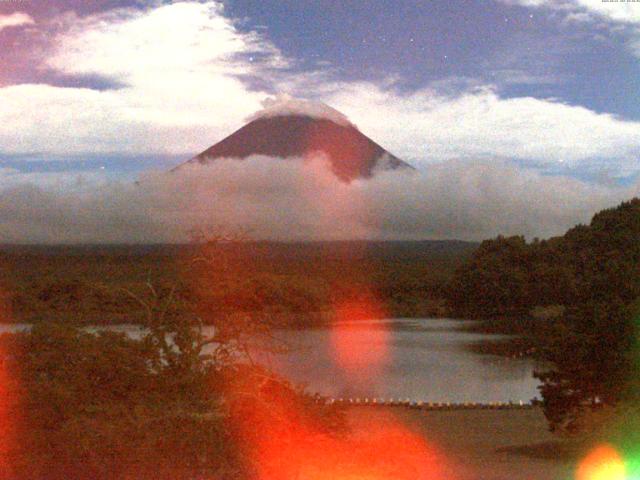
[{"left": 0, "top": 155, "right": 637, "bottom": 244}]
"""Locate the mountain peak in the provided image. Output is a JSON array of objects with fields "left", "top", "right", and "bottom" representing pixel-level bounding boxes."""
[
  {"left": 246, "top": 94, "right": 355, "bottom": 129},
  {"left": 175, "top": 97, "right": 413, "bottom": 182}
]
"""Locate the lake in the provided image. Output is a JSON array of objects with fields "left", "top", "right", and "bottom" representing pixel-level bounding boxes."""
[
  {"left": 0, "top": 318, "right": 540, "bottom": 403},
  {"left": 254, "top": 318, "right": 540, "bottom": 403}
]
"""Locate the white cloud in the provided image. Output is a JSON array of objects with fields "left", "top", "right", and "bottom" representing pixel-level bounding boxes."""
[
  {"left": 0, "top": 166, "right": 107, "bottom": 191},
  {"left": 0, "top": 156, "right": 637, "bottom": 244},
  {"left": 499, "top": 0, "right": 640, "bottom": 24},
  {"left": 574, "top": 0, "right": 640, "bottom": 25},
  {"left": 0, "top": 2, "right": 286, "bottom": 156},
  {"left": 563, "top": 11, "right": 595, "bottom": 24},
  {"left": 47, "top": 2, "right": 288, "bottom": 79},
  {"left": 0, "top": 12, "right": 34, "bottom": 31},
  {"left": 0, "top": 83, "right": 252, "bottom": 155},
  {"left": 3, "top": 79, "right": 640, "bottom": 179},
  {"left": 0, "top": 1, "right": 637, "bottom": 243},
  {"left": 246, "top": 94, "right": 354, "bottom": 128},
  {"left": 309, "top": 82, "right": 640, "bottom": 174}
]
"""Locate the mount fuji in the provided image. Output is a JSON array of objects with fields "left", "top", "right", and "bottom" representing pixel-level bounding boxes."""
[{"left": 174, "top": 96, "right": 413, "bottom": 182}]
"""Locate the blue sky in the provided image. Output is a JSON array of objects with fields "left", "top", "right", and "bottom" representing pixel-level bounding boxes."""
[
  {"left": 5, "top": 0, "right": 637, "bottom": 118},
  {"left": 228, "top": 0, "right": 640, "bottom": 117}
]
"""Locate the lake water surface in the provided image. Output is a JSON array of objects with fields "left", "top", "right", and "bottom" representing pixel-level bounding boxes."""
[
  {"left": 254, "top": 318, "right": 540, "bottom": 403},
  {"left": 0, "top": 318, "right": 540, "bottom": 403}
]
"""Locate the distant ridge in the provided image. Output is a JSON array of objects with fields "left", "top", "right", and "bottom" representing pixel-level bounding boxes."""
[{"left": 0, "top": 240, "right": 478, "bottom": 258}]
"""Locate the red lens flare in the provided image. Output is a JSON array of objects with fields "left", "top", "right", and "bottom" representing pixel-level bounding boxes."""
[
  {"left": 222, "top": 353, "right": 456, "bottom": 480},
  {"left": 0, "top": 355, "right": 17, "bottom": 477},
  {"left": 302, "top": 120, "right": 377, "bottom": 181},
  {"left": 0, "top": 287, "right": 18, "bottom": 477},
  {"left": 577, "top": 444, "right": 626, "bottom": 480},
  {"left": 330, "top": 299, "right": 390, "bottom": 382},
  {"left": 251, "top": 400, "right": 452, "bottom": 480}
]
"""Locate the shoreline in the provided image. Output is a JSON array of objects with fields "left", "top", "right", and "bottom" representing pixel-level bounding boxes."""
[
  {"left": 322, "top": 397, "right": 539, "bottom": 410},
  {"left": 346, "top": 405, "right": 586, "bottom": 480}
]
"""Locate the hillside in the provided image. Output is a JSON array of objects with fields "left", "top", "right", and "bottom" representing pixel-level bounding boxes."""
[
  {"left": 447, "top": 198, "right": 640, "bottom": 320},
  {"left": 0, "top": 240, "right": 477, "bottom": 325}
]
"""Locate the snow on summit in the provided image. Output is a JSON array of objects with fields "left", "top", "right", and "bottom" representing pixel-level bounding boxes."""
[{"left": 246, "top": 94, "right": 355, "bottom": 128}]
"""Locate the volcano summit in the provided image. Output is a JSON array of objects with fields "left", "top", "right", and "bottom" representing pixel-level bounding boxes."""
[{"left": 175, "top": 96, "right": 413, "bottom": 182}]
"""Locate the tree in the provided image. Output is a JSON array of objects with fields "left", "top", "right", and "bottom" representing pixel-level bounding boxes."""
[
  {"left": 446, "top": 235, "right": 534, "bottom": 318},
  {"left": 534, "top": 199, "right": 640, "bottom": 434},
  {"left": 535, "top": 300, "right": 636, "bottom": 434},
  {"left": 1, "top": 322, "right": 242, "bottom": 480}
]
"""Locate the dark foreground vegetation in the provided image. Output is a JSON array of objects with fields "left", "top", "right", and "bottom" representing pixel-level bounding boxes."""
[
  {"left": 446, "top": 198, "right": 640, "bottom": 438},
  {"left": 0, "top": 240, "right": 350, "bottom": 479},
  {"left": 0, "top": 240, "right": 475, "bottom": 326},
  {"left": 0, "top": 320, "right": 348, "bottom": 479}
]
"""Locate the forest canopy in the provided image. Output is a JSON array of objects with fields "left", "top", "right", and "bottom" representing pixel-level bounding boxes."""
[{"left": 447, "top": 198, "right": 640, "bottom": 433}]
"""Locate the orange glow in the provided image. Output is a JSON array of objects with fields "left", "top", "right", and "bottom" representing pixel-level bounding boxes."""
[
  {"left": 330, "top": 300, "right": 390, "bottom": 381},
  {"left": 0, "top": 336, "right": 18, "bottom": 476},
  {"left": 253, "top": 406, "right": 451, "bottom": 480},
  {"left": 0, "top": 358, "right": 14, "bottom": 476},
  {"left": 223, "top": 358, "right": 454, "bottom": 480},
  {"left": 577, "top": 444, "right": 626, "bottom": 480},
  {"left": 0, "top": 286, "right": 17, "bottom": 478},
  {"left": 302, "top": 122, "right": 375, "bottom": 182}
]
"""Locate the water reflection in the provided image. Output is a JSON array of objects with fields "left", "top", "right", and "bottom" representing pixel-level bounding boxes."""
[{"left": 256, "top": 318, "right": 541, "bottom": 403}]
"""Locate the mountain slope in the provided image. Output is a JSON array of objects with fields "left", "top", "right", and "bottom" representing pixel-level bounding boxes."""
[{"left": 175, "top": 113, "right": 413, "bottom": 182}]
